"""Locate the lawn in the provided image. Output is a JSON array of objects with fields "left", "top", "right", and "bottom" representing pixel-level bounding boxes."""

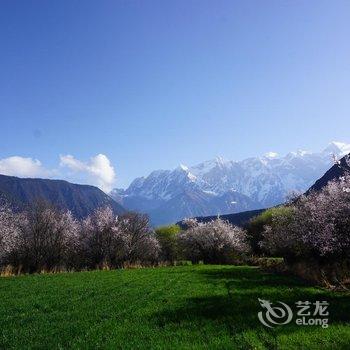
[{"left": 0, "top": 265, "right": 349, "bottom": 349}]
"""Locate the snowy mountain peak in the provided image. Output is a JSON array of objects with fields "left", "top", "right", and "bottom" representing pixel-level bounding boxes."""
[
  {"left": 323, "top": 141, "right": 350, "bottom": 156},
  {"left": 263, "top": 152, "right": 279, "bottom": 159},
  {"left": 189, "top": 157, "right": 232, "bottom": 177},
  {"left": 214, "top": 156, "right": 228, "bottom": 165},
  {"left": 174, "top": 164, "right": 197, "bottom": 181},
  {"left": 113, "top": 141, "right": 350, "bottom": 225},
  {"left": 292, "top": 149, "right": 310, "bottom": 157},
  {"left": 177, "top": 164, "right": 189, "bottom": 172}
]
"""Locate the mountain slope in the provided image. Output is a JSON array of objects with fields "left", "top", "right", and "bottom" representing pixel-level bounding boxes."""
[
  {"left": 148, "top": 188, "right": 259, "bottom": 225},
  {"left": 177, "top": 209, "right": 266, "bottom": 228},
  {"left": 0, "top": 174, "right": 125, "bottom": 218},
  {"left": 306, "top": 153, "right": 350, "bottom": 193}
]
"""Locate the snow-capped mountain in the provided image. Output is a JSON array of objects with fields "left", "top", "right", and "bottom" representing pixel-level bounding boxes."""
[{"left": 111, "top": 142, "right": 350, "bottom": 226}]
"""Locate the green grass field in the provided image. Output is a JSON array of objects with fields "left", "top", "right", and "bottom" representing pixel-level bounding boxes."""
[{"left": 0, "top": 265, "right": 349, "bottom": 349}]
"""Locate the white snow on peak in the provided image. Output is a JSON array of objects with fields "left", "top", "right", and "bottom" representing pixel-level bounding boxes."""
[
  {"left": 296, "top": 150, "right": 310, "bottom": 156},
  {"left": 287, "top": 149, "right": 310, "bottom": 158},
  {"left": 264, "top": 152, "right": 279, "bottom": 159},
  {"left": 189, "top": 157, "right": 231, "bottom": 177},
  {"left": 328, "top": 141, "right": 350, "bottom": 155},
  {"left": 178, "top": 164, "right": 189, "bottom": 171},
  {"left": 203, "top": 189, "right": 218, "bottom": 196},
  {"left": 118, "top": 141, "right": 350, "bottom": 209},
  {"left": 215, "top": 156, "right": 228, "bottom": 165},
  {"left": 187, "top": 172, "right": 197, "bottom": 182},
  {"left": 175, "top": 164, "right": 197, "bottom": 181}
]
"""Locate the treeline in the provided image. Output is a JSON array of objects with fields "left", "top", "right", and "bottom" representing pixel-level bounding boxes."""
[
  {"left": 1, "top": 173, "right": 349, "bottom": 287},
  {"left": 245, "top": 174, "right": 350, "bottom": 287},
  {"left": 0, "top": 201, "right": 249, "bottom": 274}
]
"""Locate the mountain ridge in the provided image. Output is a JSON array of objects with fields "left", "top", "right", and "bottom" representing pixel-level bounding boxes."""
[
  {"left": 112, "top": 142, "right": 350, "bottom": 225},
  {"left": 306, "top": 153, "right": 350, "bottom": 193},
  {"left": 186, "top": 151, "right": 350, "bottom": 228},
  {"left": 0, "top": 174, "right": 125, "bottom": 218}
]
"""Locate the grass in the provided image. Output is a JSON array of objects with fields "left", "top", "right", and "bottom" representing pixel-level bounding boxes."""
[{"left": 0, "top": 265, "right": 349, "bottom": 349}]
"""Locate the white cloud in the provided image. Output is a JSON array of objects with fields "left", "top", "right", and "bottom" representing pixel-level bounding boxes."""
[
  {"left": 60, "top": 154, "right": 116, "bottom": 192},
  {"left": 0, "top": 156, "right": 53, "bottom": 178},
  {"left": 0, "top": 154, "right": 117, "bottom": 193}
]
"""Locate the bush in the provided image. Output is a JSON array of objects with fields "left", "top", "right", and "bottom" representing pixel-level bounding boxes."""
[
  {"left": 173, "top": 260, "right": 192, "bottom": 266},
  {"left": 178, "top": 218, "right": 249, "bottom": 264},
  {"left": 155, "top": 224, "right": 181, "bottom": 263},
  {"left": 262, "top": 176, "right": 350, "bottom": 261},
  {"left": 246, "top": 206, "right": 294, "bottom": 255},
  {"left": 261, "top": 175, "right": 350, "bottom": 286}
]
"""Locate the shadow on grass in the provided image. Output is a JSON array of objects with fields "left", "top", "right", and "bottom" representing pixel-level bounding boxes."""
[{"left": 150, "top": 266, "right": 350, "bottom": 348}]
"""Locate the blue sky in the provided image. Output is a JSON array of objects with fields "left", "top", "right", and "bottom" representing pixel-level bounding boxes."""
[{"left": 0, "top": 0, "right": 349, "bottom": 189}]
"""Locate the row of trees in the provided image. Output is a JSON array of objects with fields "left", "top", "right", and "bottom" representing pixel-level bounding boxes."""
[
  {"left": 2, "top": 174, "right": 347, "bottom": 281},
  {"left": 0, "top": 203, "right": 159, "bottom": 273},
  {"left": 0, "top": 201, "right": 249, "bottom": 273}
]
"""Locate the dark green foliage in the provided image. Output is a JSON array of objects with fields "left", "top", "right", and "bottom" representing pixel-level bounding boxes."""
[
  {"left": 0, "top": 265, "right": 349, "bottom": 349},
  {"left": 173, "top": 260, "right": 192, "bottom": 266},
  {"left": 155, "top": 224, "right": 181, "bottom": 262},
  {"left": 246, "top": 207, "right": 294, "bottom": 255}
]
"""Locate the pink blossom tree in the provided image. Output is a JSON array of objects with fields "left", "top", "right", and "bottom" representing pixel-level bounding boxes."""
[
  {"left": 178, "top": 218, "right": 249, "bottom": 264},
  {"left": 13, "top": 201, "right": 79, "bottom": 272},
  {"left": 262, "top": 175, "right": 350, "bottom": 262},
  {"left": 115, "top": 212, "right": 160, "bottom": 264},
  {"left": 80, "top": 206, "right": 121, "bottom": 268},
  {"left": 0, "top": 203, "right": 22, "bottom": 267},
  {"left": 80, "top": 208, "right": 159, "bottom": 268}
]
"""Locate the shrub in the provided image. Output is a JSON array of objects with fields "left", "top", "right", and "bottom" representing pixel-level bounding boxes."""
[
  {"left": 262, "top": 176, "right": 350, "bottom": 262},
  {"left": 155, "top": 224, "right": 181, "bottom": 263},
  {"left": 258, "top": 206, "right": 299, "bottom": 260},
  {"left": 173, "top": 260, "right": 192, "bottom": 266},
  {"left": 178, "top": 218, "right": 249, "bottom": 264},
  {"left": 246, "top": 206, "right": 294, "bottom": 255},
  {"left": 261, "top": 175, "right": 350, "bottom": 286}
]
